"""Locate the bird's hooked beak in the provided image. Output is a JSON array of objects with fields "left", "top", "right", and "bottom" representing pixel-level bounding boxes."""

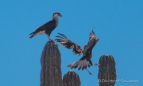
[{"left": 58, "top": 14, "right": 62, "bottom": 17}]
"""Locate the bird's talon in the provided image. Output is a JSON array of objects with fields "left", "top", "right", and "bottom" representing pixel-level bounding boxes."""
[{"left": 94, "top": 63, "right": 100, "bottom": 66}]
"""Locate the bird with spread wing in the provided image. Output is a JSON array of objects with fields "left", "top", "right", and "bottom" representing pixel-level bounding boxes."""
[{"left": 55, "top": 30, "right": 99, "bottom": 74}]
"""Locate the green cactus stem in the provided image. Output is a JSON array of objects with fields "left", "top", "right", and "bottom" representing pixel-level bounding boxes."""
[
  {"left": 40, "top": 40, "right": 62, "bottom": 86},
  {"left": 63, "top": 71, "right": 81, "bottom": 86},
  {"left": 98, "top": 55, "right": 116, "bottom": 86}
]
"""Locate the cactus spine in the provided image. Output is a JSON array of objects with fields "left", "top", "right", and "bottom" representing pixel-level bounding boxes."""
[
  {"left": 40, "top": 41, "right": 62, "bottom": 86},
  {"left": 63, "top": 71, "right": 81, "bottom": 86},
  {"left": 98, "top": 55, "right": 116, "bottom": 86}
]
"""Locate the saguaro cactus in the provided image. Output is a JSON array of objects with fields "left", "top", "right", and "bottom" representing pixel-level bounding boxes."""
[
  {"left": 98, "top": 55, "right": 116, "bottom": 86},
  {"left": 63, "top": 71, "right": 81, "bottom": 86},
  {"left": 40, "top": 41, "right": 62, "bottom": 86}
]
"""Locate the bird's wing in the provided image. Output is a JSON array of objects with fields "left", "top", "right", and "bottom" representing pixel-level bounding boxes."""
[
  {"left": 83, "top": 30, "right": 99, "bottom": 55},
  {"left": 55, "top": 33, "right": 83, "bottom": 55},
  {"left": 29, "top": 20, "right": 56, "bottom": 38},
  {"left": 32, "top": 20, "right": 56, "bottom": 34}
]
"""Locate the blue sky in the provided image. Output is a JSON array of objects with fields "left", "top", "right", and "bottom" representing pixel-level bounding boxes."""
[{"left": 0, "top": 0, "right": 143, "bottom": 86}]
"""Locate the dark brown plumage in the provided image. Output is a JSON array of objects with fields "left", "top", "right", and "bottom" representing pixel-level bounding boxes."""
[
  {"left": 29, "top": 12, "right": 62, "bottom": 40},
  {"left": 55, "top": 33, "right": 83, "bottom": 55},
  {"left": 55, "top": 30, "right": 99, "bottom": 71}
]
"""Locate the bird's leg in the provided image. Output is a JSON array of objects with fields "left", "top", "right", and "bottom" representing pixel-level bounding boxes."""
[
  {"left": 94, "top": 63, "right": 100, "bottom": 66},
  {"left": 47, "top": 34, "right": 52, "bottom": 41},
  {"left": 85, "top": 69, "right": 92, "bottom": 75}
]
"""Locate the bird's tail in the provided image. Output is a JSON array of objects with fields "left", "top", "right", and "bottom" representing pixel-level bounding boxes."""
[
  {"left": 29, "top": 32, "right": 35, "bottom": 38},
  {"left": 67, "top": 59, "right": 91, "bottom": 70}
]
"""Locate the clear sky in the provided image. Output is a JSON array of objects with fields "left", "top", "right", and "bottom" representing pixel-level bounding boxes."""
[{"left": 0, "top": 0, "right": 143, "bottom": 86}]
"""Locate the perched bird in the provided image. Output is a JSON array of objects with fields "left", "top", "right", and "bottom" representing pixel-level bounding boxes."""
[
  {"left": 29, "top": 12, "right": 62, "bottom": 41},
  {"left": 55, "top": 30, "right": 99, "bottom": 74}
]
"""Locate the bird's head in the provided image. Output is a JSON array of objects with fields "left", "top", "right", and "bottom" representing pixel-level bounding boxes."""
[{"left": 53, "top": 12, "right": 62, "bottom": 18}]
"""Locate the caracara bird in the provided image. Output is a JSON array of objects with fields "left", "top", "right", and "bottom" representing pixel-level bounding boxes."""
[
  {"left": 29, "top": 12, "right": 62, "bottom": 40},
  {"left": 55, "top": 30, "right": 99, "bottom": 74}
]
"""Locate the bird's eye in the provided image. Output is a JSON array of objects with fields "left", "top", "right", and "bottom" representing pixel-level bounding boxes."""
[{"left": 58, "top": 14, "right": 60, "bottom": 16}]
